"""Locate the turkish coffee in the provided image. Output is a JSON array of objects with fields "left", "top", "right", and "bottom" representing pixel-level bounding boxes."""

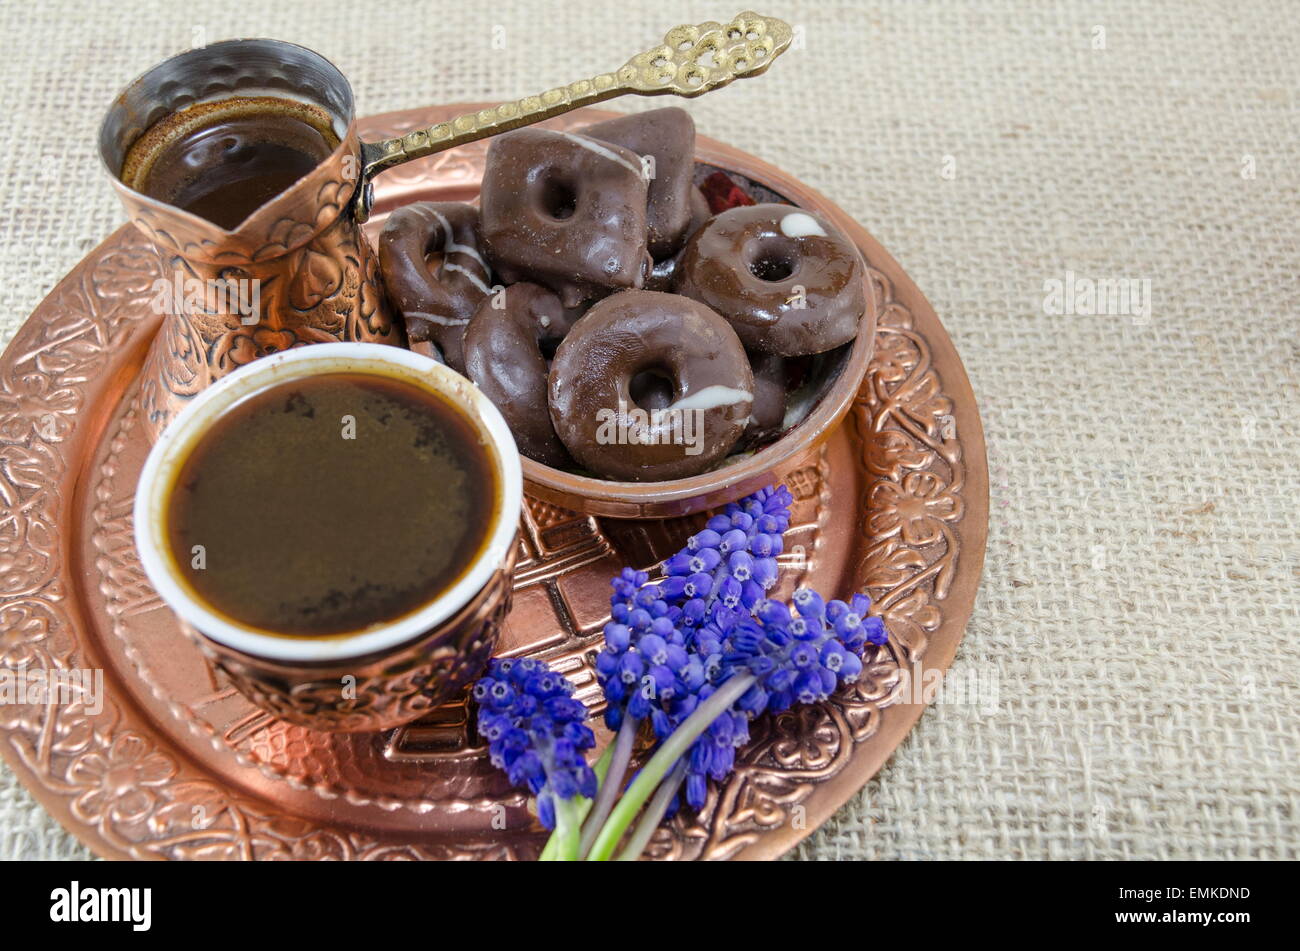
[
  {"left": 165, "top": 372, "right": 498, "bottom": 637},
  {"left": 130, "top": 97, "right": 338, "bottom": 229}
]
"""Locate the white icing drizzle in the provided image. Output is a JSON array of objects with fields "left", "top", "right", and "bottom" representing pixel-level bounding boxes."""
[
  {"left": 557, "top": 131, "right": 648, "bottom": 180},
  {"left": 405, "top": 310, "right": 470, "bottom": 327},
  {"left": 668, "top": 385, "right": 753, "bottom": 412},
  {"left": 423, "top": 207, "right": 492, "bottom": 293},
  {"left": 442, "top": 260, "right": 492, "bottom": 294},
  {"left": 780, "top": 212, "right": 827, "bottom": 238}
]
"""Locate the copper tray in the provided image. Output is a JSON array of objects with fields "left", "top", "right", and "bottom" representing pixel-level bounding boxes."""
[{"left": 0, "top": 104, "right": 988, "bottom": 860}]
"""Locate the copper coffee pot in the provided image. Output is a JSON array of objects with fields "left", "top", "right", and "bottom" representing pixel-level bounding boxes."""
[{"left": 98, "top": 15, "right": 791, "bottom": 440}]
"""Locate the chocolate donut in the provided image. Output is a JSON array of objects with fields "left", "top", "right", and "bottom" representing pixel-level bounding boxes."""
[
  {"left": 581, "top": 108, "right": 697, "bottom": 259},
  {"left": 549, "top": 290, "right": 753, "bottom": 481},
  {"left": 480, "top": 128, "right": 651, "bottom": 308},
  {"left": 674, "top": 203, "right": 867, "bottom": 357},
  {"left": 463, "top": 283, "right": 575, "bottom": 468},
  {"left": 742, "top": 351, "right": 788, "bottom": 447},
  {"left": 378, "top": 202, "right": 493, "bottom": 372}
]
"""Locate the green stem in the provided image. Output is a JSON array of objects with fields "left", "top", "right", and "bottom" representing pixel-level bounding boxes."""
[
  {"left": 537, "top": 741, "right": 614, "bottom": 860},
  {"left": 578, "top": 715, "right": 639, "bottom": 858},
  {"left": 538, "top": 828, "right": 560, "bottom": 861},
  {"left": 615, "top": 762, "right": 686, "bottom": 861},
  {"left": 548, "top": 796, "right": 582, "bottom": 861},
  {"left": 585, "top": 674, "right": 756, "bottom": 861}
]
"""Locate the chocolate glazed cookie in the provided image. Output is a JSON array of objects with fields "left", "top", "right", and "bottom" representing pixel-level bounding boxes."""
[
  {"left": 378, "top": 202, "right": 493, "bottom": 372},
  {"left": 674, "top": 203, "right": 867, "bottom": 357},
  {"left": 463, "top": 283, "right": 575, "bottom": 468},
  {"left": 549, "top": 290, "right": 753, "bottom": 481},
  {"left": 480, "top": 128, "right": 651, "bottom": 308},
  {"left": 581, "top": 108, "right": 698, "bottom": 259}
]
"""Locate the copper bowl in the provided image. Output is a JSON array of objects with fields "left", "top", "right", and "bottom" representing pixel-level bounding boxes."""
[{"left": 517, "top": 138, "right": 878, "bottom": 519}]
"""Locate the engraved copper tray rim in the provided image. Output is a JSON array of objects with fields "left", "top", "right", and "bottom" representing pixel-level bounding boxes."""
[{"left": 0, "top": 104, "right": 988, "bottom": 860}]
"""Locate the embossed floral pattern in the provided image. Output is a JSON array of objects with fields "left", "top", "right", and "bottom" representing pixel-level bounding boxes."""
[
  {"left": 0, "top": 373, "right": 79, "bottom": 442},
  {"left": 869, "top": 306, "right": 921, "bottom": 383},
  {"left": 869, "top": 470, "right": 964, "bottom": 547},
  {"left": 69, "top": 734, "right": 176, "bottom": 825},
  {"left": 864, "top": 428, "right": 935, "bottom": 482},
  {"left": 0, "top": 603, "right": 49, "bottom": 668},
  {"left": 874, "top": 588, "right": 943, "bottom": 663},
  {"left": 771, "top": 705, "right": 842, "bottom": 771}
]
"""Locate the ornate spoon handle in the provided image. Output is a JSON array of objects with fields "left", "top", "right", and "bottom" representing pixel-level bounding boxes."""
[{"left": 353, "top": 11, "right": 793, "bottom": 220}]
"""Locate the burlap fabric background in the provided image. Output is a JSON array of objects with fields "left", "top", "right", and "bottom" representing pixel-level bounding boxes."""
[{"left": 1, "top": 0, "right": 1296, "bottom": 861}]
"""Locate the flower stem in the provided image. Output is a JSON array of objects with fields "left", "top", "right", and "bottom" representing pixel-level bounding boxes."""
[
  {"left": 585, "top": 673, "right": 756, "bottom": 861},
  {"left": 538, "top": 740, "right": 615, "bottom": 860},
  {"left": 578, "top": 715, "right": 638, "bottom": 858},
  {"left": 538, "top": 828, "right": 560, "bottom": 861},
  {"left": 615, "top": 762, "right": 686, "bottom": 861},
  {"left": 548, "top": 796, "right": 582, "bottom": 861}
]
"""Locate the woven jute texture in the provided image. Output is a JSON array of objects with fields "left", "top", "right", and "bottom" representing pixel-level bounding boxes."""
[{"left": 1, "top": 0, "right": 1297, "bottom": 861}]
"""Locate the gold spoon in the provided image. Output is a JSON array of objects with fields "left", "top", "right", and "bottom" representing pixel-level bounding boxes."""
[{"left": 352, "top": 11, "right": 793, "bottom": 221}]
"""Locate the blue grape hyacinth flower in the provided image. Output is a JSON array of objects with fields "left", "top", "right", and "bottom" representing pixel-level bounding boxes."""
[
  {"left": 473, "top": 484, "right": 890, "bottom": 860},
  {"left": 472, "top": 656, "right": 598, "bottom": 830}
]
